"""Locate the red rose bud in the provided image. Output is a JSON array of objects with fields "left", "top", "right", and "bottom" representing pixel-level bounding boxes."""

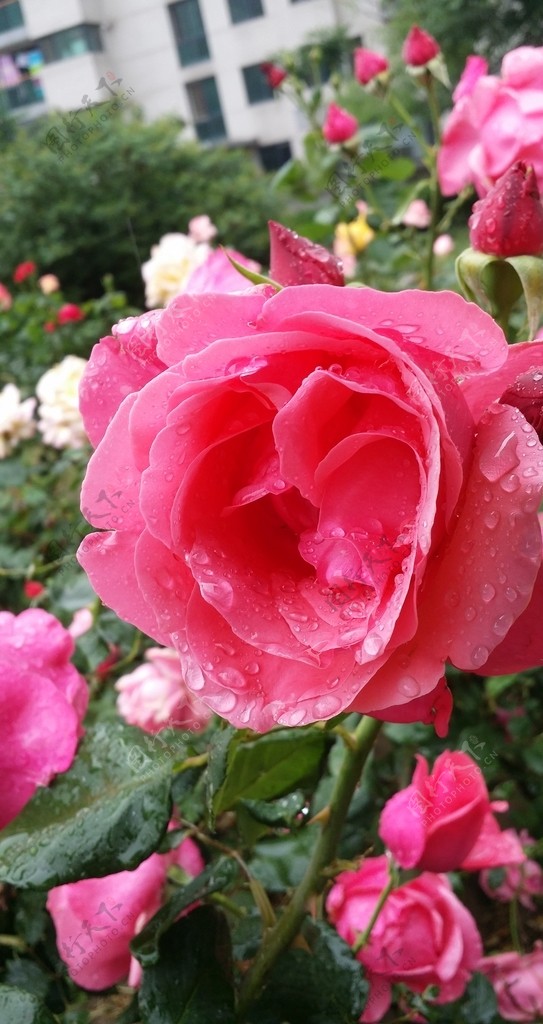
[
  {"left": 95, "top": 644, "right": 121, "bottom": 679},
  {"left": 354, "top": 47, "right": 389, "bottom": 85},
  {"left": 469, "top": 162, "right": 543, "bottom": 257},
  {"left": 261, "top": 62, "right": 287, "bottom": 90},
  {"left": 500, "top": 367, "right": 543, "bottom": 441},
  {"left": 402, "top": 26, "right": 440, "bottom": 67},
  {"left": 44, "top": 320, "right": 57, "bottom": 333},
  {"left": 13, "top": 260, "right": 37, "bottom": 283},
  {"left": 24, "top": 580, "right": 45, "bottom": 599},
  {"left": 268, "top": 221, "right": 344, "bottom": 287},
  {"left": 57, "top": 302, "right": 85, "bottom": 324},
  {"left": 322, "top": 102, "right": 358, "bottom": 144}
]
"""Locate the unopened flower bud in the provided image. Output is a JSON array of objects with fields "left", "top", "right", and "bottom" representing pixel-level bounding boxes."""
[
  {"left": 402, "top": 26, "right": 440, "bottom": 67},
  {"left": 469, "top": 162, "right": 543, "bottom": 258}
]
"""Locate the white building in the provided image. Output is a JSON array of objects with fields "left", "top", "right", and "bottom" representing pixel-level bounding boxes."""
[{"left": 0, "top": 0, "right": 381, "bottom": 167}]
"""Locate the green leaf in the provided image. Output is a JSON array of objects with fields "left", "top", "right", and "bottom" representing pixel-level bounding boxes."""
[
  {"left": 138, "top": 907, "right": 235, "bottom": 1024},
  {"left": 249, "top": 828, "right": 318, "bottom": 893},
  {"left": 0, "top": 986, "right": 56, "bottom": 1024},
  {"left": 0, "top": 722, "right": 173, "bottom": 888},
  {"left": 213, "top": 728, "right": 327, "bottom": 815},
  {"left": 460, "top": 972, "right": 499, "bottom": 1024},
  {"left": 206, "top": 726, "right": 236, "bottom": 827},
  {"left": 132, "top": 856, "right": 239, "bottom": 967},
  {"left": 239, "top": 790, "right": 306, "bottom": 827},
  {"left": 252, "top": 920, "right": 368, "bottom": 1024}
]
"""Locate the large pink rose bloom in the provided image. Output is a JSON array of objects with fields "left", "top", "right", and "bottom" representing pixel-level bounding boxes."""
[
  {"left": 47, "top": 836, "right": 204, "bottom": 991},
  {"left": 439, "top": 46, "right": 543, "bottom": 196},
  {"left": 78, "top": 286, "right": 543, "bottom": 732},
  {"left": 378, "top": 750, "right": 492, "bottom": 871},
  {"left": 0, "top": 609, "right": 88, "bottom": 829},
  {"left": 479, "top": 944, "right": 543, "bottom": 1022},
  {"left": 327, "top": 856, "right": 482, "bottom": 1022}
]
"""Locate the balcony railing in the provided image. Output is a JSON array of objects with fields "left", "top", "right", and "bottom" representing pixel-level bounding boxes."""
[{"left": 1, "top": 78, "right": 44, "bottom": 110}]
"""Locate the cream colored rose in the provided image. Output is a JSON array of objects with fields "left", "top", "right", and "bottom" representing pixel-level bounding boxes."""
[
  {"left": 36, "top": 355, "right": 88, "bottom": 449},
  {"left": 141, "top": 232, "right": 211, "bottom": 308},
  {"left": 0, "top": 384, "right": 36, "bottom": 458}
]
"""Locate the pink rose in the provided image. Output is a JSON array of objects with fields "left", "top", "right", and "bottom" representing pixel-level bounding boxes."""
[
  {"left": 354, "top": 48, "right": 389, "bottom": 86},
  {"left": 327, "top": 856, "right": 482, "bottom": 1022},
  {"left": 460, "top": 810, "right": 526, "bottom": 871},
  {"left": 401, "top": 198, "right": 432, "bottom": 228},
  {"left": 480, "top": 830, "right": 543, "bottom": 908},
  {"left": 185, "top": 247, "right": 261, "bottom": 293},
  {"left": 0, "top": 282, "right": 12, "bottom": 310},
  {"left": 0, "top": 609, "right": 88, "bottom": 828},
  {"left": 188, "top": 215, "right": 218, "bottom": 244},
  {"left": 115, "top": 646, "right": 212, "bottom": 733},
  {"left": 402, "top": 26, "right": 440, "bottom": 68},
  {"left": 453, "top": 55, "right": 488, "bottom": 103},
  {"left": 47, "top": 836, "right": 204, "bottom": 990},
  {"left": 78, "top": 286, "right": 543, "bottom": 732},
  {"left": 378, "top": 750, "right": 492, "bottom": 871},
  {"left": 439, "top": 46, "right": 543, "bottom": 196},
  {"left": 479, "top": 944, "right": 543, "bottom": 1022},
  {"left": 322, "top": 103, "right": 358, "bottom": 144}
]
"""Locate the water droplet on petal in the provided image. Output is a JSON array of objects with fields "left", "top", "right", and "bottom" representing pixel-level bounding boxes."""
[
  {"left": 445, "top": 590, "right": 460, "bottom": 608},
  {"left": 481, "top": 582, "right": 496, "bottom": 603},
  {"left": 471, "top": 645, "right": 489, "bottom": 668},
  {"left": 500, "top": 473, "right": 520, "bottom": 493},
  {"left": 465, "top": 606, "right": 476, "bottom": 622},
  {"left": 398, "top": 675, "right": 420, "bottom": 697},
  {"left": 493, "top": 612, "right": 514, "bottom": 636},
  {"left": 244, "top": 661, "right": 260, "bottom": 676},
  {"left": 211, "top": 691, "right": 238, "bottom": 713},
  {"left": 313, "top": 695, "right": 343, "bottom": 718},
  {"left": 363, "top": 633, "right": 384, "bottom": 657},
  {"left": 484, "top": 510, "right": 500, "bottom": 530}
]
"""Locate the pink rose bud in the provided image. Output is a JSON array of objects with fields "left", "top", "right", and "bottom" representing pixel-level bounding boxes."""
[
  {"left": 13, "top": 260, "right": 37, "bottom": 283},
  {"left": 115, "top": 647, "right": 212, "bottom": 733},
  {"left": 453, "top": 54, "right": 488, "bottom": 102},
  {"left": 402, "top": 26, "right": 441, "bottom": 67},
  {"left": 499, "top": 366, "right": 543, "bottom": 442},
  {"left": 322, "top": 102, "right": 358, "bottom": 144},
  {"left": 57, "top": 302, "right": 85, "bottom": 324},
  {"left": 379, "top": 750, "right": 492, "bottom": 871},
  {"left": 469, "top": 162, "right": 543, "bottom": 257},
  {"left": 260, "top": 61, "right": 287, "bottom": 89},
  {"left": 433, "top": 233, "right": 455, "bottom": 256},
  {"left": 480, "top": 830, "right": 543, "bottom": 909},
  {"left": 268, "top": 220, "right": 344, "bottom": 286},
  {"left": 354, "top": 47, "right": 389, "bottom": 85},
  {"left": 479, "top": 944, "right": 543, "bottom": 1022},
  {"left": 401, "top": 198, "right": 432, "bottom": 229},
  {"left": 0, "top": 282, "right": 12, "bottom": 309},
  {"left": 23, "top": 580, "right": 45, "bottom": 599}
]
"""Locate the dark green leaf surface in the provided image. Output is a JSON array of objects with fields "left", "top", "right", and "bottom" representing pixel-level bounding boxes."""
[
  {"left": 0, "top": 723, "right": 172, "bottom": 888},
  {"left": 0, "top": 986, "right": 57, "bottom": 1024},
  {"left": 138, "top": 907, "right": 235, "bottom": 1024}
]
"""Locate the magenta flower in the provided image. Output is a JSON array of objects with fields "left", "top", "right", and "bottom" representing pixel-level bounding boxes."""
[
  {"left": 354, "top": 47, "right": 389, "bottom": 85},
  {"left": 453, "top": 55, "right": 488, "bottom": 102},
  {"left": 0, "top": 609, "right": 88, "bottom": 829},
  {"left": 469, "top": 161, "right": 543, "bottom": 257},
  {"left": 327, "top": 856, "right": 482, "bottom": 1022},
  {"left": 402, "top": 26, "right": 440, "bottom": 67},
  {"left": 479, "top": 944, "right": 543, "bottom": 1022},
  {"left": 322, "top": 103, "right": 358, "bottom": 144}
]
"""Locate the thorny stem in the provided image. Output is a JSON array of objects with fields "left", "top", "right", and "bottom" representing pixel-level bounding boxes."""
[
  {"left": 422, "top": 76, "right": 443, "bottom": 290},
  {"left": 236, "top": 715, "right": 383, "bottom": 1020}
]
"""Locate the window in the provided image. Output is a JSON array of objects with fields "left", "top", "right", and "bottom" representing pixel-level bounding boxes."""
[
  {"left": 0, "top": 1, "right": 23, "bottom": 33},
  {"left": 186, "top": 77, "right": 226, "bottom": 141},
  {"left": 258, "top": 141, "right": 291, "bottom": 171},
  {"left": 242, "top": 64, "right": 274, "bottom": 104},
  {"left": 227, "top": 0, "right": 264, "bottom": 24},
  {"left": 169, "top": 1, "right": 209, "bottom": 66},
  {"left": 37, "top": 25, "right": 102, "bottom": 64},
  {"left": 4, "top": 78, "right": 44, "bottom": 109}
]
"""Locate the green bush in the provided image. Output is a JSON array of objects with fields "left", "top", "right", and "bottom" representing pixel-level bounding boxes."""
[{"left": 0, "top": 108, "right": 283, "bottom": 305}]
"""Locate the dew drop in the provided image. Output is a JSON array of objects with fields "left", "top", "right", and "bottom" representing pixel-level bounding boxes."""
[
  {"left": 471, "top": 645, "right": 489, "bottom": 668},
  {"left": 500, "top": 473, "right": 520, "bottom": 493},
  {"left": 493, "top": 612, "right": 514, "bottom": 636},
  {"left": 505, "top": 586, "right": 518, "bottom": 603},
  {"left": 217, "top": 667, "right": 247, "bottom": 691},
  {"left": 244, "top": 661, "right": 260, "bottom": 676},
  {"left": 211, "top": 690, "right": 239, "bottom": 713},
  {"left": 313, "top": 695, "right": 343, "bottom": 718},
  {"left": 483, "top": 510, "right": 500, "bottom": 530},
  {"left": 398, "top": 675, "right": 420, "bottom": 697},
  {"left": 464, "top": 606, "right": 477, "bottom": 622},
  {"left": 445, "top": 590, "right": 460, "bottom": 608},
  {"left": 481, "top": 582, "right": 496, "bottom": 603}
]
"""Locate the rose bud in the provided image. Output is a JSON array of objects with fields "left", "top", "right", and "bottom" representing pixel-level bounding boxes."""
[
  {"left": 322, "top": 102, "right": 358, "bottom": 144},
  {"left": 354, "top": 47, "right": 389, "bottom": 85},
  {"left": 402, "top": 26, "right": 440, "bottom": 67},
  {"left": 469, "top": 162, "right": 543, "bottom": 257},
  {"left": 261, "top": 61, "right": 287, "bottom": 90},
  {"left": 268, "top": 220, "right": 344, "bottom": 286},
  {"left": 23, "top": 580, "right": 45, "bottom": 599},
  {"left": 57, "top": 302, "right": 85, "bottom": 324},
  {"left": 13, "top": 260, "right": 37, "bottom": 283}
]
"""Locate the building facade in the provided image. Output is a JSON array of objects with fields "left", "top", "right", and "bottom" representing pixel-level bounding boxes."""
[{"left": 0, "top": 0, "right": 381, "bottom": 166}]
